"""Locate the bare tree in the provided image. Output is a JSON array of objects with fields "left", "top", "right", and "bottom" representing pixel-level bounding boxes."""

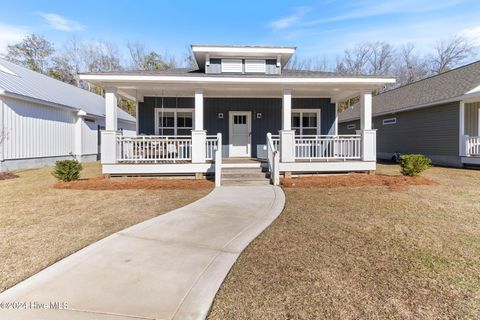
[
  {"left": 429, "top": 35, "right": 476, "bottom": 74},
  {"left": 394, "top": 43, "right": 431, "bottom": 86},
  {"left": 366, "top": 42, "right": 395, "bottom": 75},
  {"left": 285, "top": 55, "right": 330, "bottom": 71},
  {"left": 5, "top": 34, "right": 54, "bottom": 74},
  {"left": 127, "top": 41, "right": 146, "bottom": 70}
]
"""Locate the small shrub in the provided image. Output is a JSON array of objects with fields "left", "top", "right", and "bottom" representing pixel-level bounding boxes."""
[
  {"left": 399, "top": 154, "right": 432, "bottom": 176},
  {"left": 53, "top": 160, "right": 83, "bottom": 182}
]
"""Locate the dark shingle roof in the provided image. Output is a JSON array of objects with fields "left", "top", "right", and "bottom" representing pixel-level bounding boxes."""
[{"left": 338, "top": 60, "right": 480, "bottom": 122}]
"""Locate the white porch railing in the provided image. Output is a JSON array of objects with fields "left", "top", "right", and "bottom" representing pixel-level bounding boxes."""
[
  {"left": 206, "top": 135, "right": 219, "bottom": 160},
  {"left": 117, "top": 135, "right": 192, "bottom": 163},
  {"left": 266, "top": 133, "right": 280, "bottom": 186},
  {"left": 271, "top": 134, "right": 280, "bottom": 152},
  {"left": 294, "top": 135, "right": 361, "bottom": 160},
  {"left": 465, "top": 135, "right": 480, "bottom": 156}
]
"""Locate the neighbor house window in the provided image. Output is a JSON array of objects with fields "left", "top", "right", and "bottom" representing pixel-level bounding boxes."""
[
  {"left": 155, "top": 108, "right": 194, "bottom": 135},
  {"left": 292, "top": 109, "right": 321, "bottom": 135},
  {"left": 221, "top": 59, "right": 243, "bottom": 73},
  {"left": 347, "top": 124, "right": 356, "bottom": 130},
  {"left": 245, "top": 59, "right": 266, "bottom": 73},
  {"left": 382, "top": 117, "right": 397, "bottom": 125}
]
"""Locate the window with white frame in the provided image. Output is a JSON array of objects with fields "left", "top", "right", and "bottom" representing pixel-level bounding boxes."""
[
  {"left": 347, "top": 123, "right": 356, "bottom": 130},
  {"left": 155, "top": 108, "right": 194, "bottom": 135},
  {"left": 245, "top": 59, "right": 266, "bottom": 73},
  {"left": 221, "top": 59, "right": 243, "bottom": 73},
  {"left": 292, "top": 109, "right": 321, "bottom": 135},
  {"left": 382, "top": 117, "right": 397, "bottom": 125}
]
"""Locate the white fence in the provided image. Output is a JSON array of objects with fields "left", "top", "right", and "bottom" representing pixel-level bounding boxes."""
[
  {"left": 465, "top": 136, "right": 480, "bottom": 156},
  {"left": 117, "top": 135, "right": 192, "bottom": 162},
  {"left": 294, "top": 135, "right": 361, "bottom": 160}
]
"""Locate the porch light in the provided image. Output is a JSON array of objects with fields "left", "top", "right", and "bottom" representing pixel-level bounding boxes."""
[
  {"left": 256, "top": 112, "right": 262, "bottom": 119},
  {"left": 218, "top": 113, "right": 224, "bottom": 119}
]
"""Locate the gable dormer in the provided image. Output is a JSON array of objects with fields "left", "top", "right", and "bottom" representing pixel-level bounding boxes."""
[{"left": 191, "top": 45, "right": 296, "bottom": 75}]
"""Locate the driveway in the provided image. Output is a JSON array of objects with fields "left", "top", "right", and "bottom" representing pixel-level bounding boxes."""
[{"left": 0, "top": 185, "right": 285, "bottom": 320}]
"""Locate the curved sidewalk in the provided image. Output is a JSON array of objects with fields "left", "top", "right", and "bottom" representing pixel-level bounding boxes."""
[{"left": 0, "top": 185, "right": 285, "bottom": 320}]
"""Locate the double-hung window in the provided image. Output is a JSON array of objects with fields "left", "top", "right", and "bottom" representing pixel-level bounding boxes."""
[
  {"left": 292, "top": 109, "right": 321, "bottom": 135},
  {"left": 155, "top": 108, "right": 194, "bottom": 135}
]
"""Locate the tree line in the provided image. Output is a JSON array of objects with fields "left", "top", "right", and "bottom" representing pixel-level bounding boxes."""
[{"left": 1, "top": 34, "right": 478, "bottom": 114}]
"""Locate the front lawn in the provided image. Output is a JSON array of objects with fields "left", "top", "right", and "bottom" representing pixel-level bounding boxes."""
[
  {"left": 0, "top": 162, "right": 212, "bottom": 292},
  {"left": 208, "top": 164, "right": 480, "bottom": 319}
]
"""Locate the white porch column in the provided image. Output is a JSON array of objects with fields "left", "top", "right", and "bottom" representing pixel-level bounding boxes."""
[
  {"left": 74, "top": 110, "right": 86, "bottom": 162},
  {"left": 360, "top": 89, "right": 372, "bottom": 130},
  {"left": 102, "top": 88, "right": 118, "bottom": 165},
  {"left": 105, "top": 87, "right": 118, "bottom": 131},
  {"left": 280, "top": 89, "right": 295, "bottom": 162},
  {"left": 192, "top": 88, "right": 206, "bottom": 163},
  {"left": 357, "top": 89, "right": 376, "bottom": 163},
  {"left": 334, "top": 102, "right": 339, "bottom": 135},
  {"left": 459, "top": 100, "right": 467, "bottom": 156}
]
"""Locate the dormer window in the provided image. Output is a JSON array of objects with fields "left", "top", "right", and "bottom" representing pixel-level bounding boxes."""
[
  {"left": 245, "top": 60, "right": 266, "bottom": 73},
  {"left": 221, "top": 59, "right": 242, "bottom": 73}
]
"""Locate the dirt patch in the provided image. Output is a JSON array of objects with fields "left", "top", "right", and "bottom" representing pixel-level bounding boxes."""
[
  {"left": 282, "top": 173, "right": 437, "bottom": 190},
  {"left": 54, "top": 176, "right": 214, "bottom": 190},
  {"left": 0, "top": 172, "right": 19, "bottom": 180}
]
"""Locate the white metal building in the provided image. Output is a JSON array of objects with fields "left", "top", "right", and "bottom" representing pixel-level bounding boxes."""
[{"left": 0, "top": 58, "right": 136, "bottom": 172}]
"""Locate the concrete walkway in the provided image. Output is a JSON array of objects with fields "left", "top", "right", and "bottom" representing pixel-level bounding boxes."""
[{"left": 0, "top": 186, "right": 285, "bottom": 320}]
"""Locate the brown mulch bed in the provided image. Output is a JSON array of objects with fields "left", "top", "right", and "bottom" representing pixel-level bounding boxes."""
[
  {"left": 54, "top": 176, "right": 214, "bottom": 190},
  {"left": 282, "top": 173, "right": 437, "bottom": 190},
  {"left": 0, "top": 172, "right": 19, "bottom": 180}
]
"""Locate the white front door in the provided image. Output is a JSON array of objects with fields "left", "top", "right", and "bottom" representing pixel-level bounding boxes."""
[{"left": 229, "top": 111, "right": 251, "bottom": 157}]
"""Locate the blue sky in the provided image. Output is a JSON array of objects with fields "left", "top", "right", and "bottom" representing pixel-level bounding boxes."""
[{"left": 0, "top": 0, "right": 479, "bottom": 65}]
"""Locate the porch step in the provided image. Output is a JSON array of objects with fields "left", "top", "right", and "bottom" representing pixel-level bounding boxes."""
[{"left": 221, "top": 167, "right": 271, "bottom": 186}]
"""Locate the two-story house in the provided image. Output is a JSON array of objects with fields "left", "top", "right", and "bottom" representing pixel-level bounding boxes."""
[{"left": 79, "top": 44, "right": 395, "bottom": 185}]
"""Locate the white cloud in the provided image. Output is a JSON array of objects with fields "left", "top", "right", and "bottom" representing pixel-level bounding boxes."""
[
  {"left": 269, "top": 7, "right": 311, "bottom": 30},
  {"left": 460, "top": 26, "right": 480, "bottom": 46},
  {"left": 304, "top": 0, "right": 466, "bottom": 26},
  {"left": 38, "top": 12, "right": 85, "bottom": 32},
  {"left": 0, "top": 23, "right": 28, "bottom": 54}
]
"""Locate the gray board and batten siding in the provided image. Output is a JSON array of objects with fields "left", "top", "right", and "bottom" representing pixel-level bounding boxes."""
[
  {"left": 339, "top": 102, "right": 462, "bottom": 166},
  {"left": 138, "top": 97, "right": 336, "bottom": 158}
]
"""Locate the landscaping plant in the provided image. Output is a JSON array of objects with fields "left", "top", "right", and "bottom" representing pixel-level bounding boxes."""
[
  {"left": 52, "top": 160, "right": 83, "bottom": 182},
  {"left": 399, "top": 154, "right": 432, "bottom": 176}
]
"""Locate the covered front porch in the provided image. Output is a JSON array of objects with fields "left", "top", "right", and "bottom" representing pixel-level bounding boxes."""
[
  {"left": 460, "top": 100, "right": 480, "bottom": 165},
  {"left": 78, "top": 73, "right": 391, "bottom": 185}
]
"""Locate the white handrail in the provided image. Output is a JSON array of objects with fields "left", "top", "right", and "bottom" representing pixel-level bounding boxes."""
[
  {"left": 117, "top": 135, "right": 192, "bottom": 163},
  {"left": 214, "top": 133, "right": 222, "bottom": 187},
  {"left": 465, "top": 135, "right": 480, "bottom": 156},
  {"left": 294, "top": 135, "right": 361, "bottom": 160},
  {"left": 266, "top": 133, "right": 280, "bottom": 186}
]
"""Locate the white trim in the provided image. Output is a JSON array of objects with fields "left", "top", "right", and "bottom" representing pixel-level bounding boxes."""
[
  {"left": 79, "top": 74, "right": 396, "bottom": 85},
  {"left": 382, "top": 117, "right": 397, "bottom": 125},
  {"left": 135, "top": 102, "right": 139, "bottom": 134},
  {"left": 191, "top": 45, "right": 296, "bottom": 55},
  {"left": 229, "top": 111, "right": 252, "bottom": 157},
  {"left": 103, "top": 163, "right": 214, "bottom": 175},
  {"left": 466, "top": 84, "right": 480, "bottom": 94},
  {"left": 154, "top": 108, "right": 195, "bottom": 135},
  {"left": 334, "top": 102, "right": 338, "bottom": 135},
  {"left": 279, "top": 160, "right": 376, "bottom": 172},
  {"left": 291, "top": 108, "right": 321, "bottom": 135}
]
